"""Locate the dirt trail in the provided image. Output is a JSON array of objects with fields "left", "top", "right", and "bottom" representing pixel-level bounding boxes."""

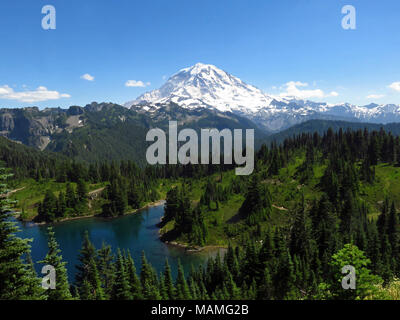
[
  {"left": 272, "top": 204, "right": 288, "bottom": 211},
  {"left": 1, "top": 187, "right": 26, "bottom": 198},
  {"left": 87, "top": 187, "right": 106, "bottom": 209},
  {"left": 88, "top": 187, "right": 105, "bottom": 196}
]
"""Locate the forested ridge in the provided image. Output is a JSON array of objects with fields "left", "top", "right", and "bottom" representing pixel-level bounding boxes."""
[{"left": 3, "top": 126, "right": 400, "bottom": 299}]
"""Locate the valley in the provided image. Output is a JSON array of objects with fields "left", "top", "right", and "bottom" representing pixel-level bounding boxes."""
[
  {"left": 2, "top": 0, "right": 400, "bottom": 306},
  {"left": 4, "top": 121, "right": 400, "bottom": 300}
]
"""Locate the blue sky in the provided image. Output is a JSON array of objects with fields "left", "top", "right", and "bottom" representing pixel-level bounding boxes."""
[{"left": 0, "top": 0, "right": 399, "bottom": 108}]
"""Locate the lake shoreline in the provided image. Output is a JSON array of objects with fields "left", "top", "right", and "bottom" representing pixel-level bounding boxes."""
[
  {"left": 15, "top": 199, "right": 212, "bottom": 281},
  {"left": 16, "top": 199, "right": 226, "bottom": 255},
  {"left": 157, "top": 218, "right": 227, "bottom": 253},
  {"left": 16, "top": 199, "right": 166, "bottom": 226}
]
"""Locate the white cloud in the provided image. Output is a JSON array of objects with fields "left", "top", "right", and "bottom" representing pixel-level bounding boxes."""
[
  {"left": 366, "top": 94, "right": 385, "bottom": 99},
  {"left": 125, "top": 80, "right": 150, "bottom": 88},
  {"left": 389, "top": 82, "right": 400, "bottom": 92},
  {"left": 0, "top": 85, "right": 71, "bottom": 103},
  {"left": 81, "top": 73, "right": 95, "bottom": 81},
  {"left": 279, "top": 81, "right": 338, "bottom": 100}
]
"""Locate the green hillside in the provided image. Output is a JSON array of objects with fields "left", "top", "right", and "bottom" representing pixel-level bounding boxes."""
[{"left": 265, "top": 119, "right": 400, "bottom": 145}]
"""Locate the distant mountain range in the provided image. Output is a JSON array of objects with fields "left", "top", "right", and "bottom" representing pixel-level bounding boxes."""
[
  {"left": 264, "top": 120, "right": 400, "bottom": 146},
  {"left": 125, "top": 63, "right": 400, "bottom": 132},
  {"left": 1, "top": 100, "right": 400, "bottom": 164},
  {"left": 1, "top": 62, "right": 400, "bottom": 163},
  {"left": 0, "top": 102, "right": 268, "bottom": 163}
]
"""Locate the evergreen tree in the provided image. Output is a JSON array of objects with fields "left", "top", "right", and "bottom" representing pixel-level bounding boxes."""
[
  {"left": 239, "top": 174, "right": 271, "bottom": 225},
  {"left": 175, "top": 260, "right": 191, "bottom": 300},
  {"left": 86, "top": 257, "right": 105, "bottom": 300},
  {"left": 38, "top": 227, "right": 72, "bottom": 300},
  {"left": 125, "top": 251, "right": 142, "bottom": 299},
  {"left": 0, "top": 167, "right": 44, "bottom": 300},
  {"left": 258, "top": 268, "right": 273, "bottom": 300},
  {"left": 388, "top": 201, "right": 400, "bottom": 276},
  {"left": 111, "top": 249, "right": 132, "bottom": 300},
  {"left": 140, "top": 251, "right": 160, "bottom": 299},
  {"left": 38, "top": 190, "right": 58, "bottom": 222},
  {"left": 96, "top": 242, "right": 115, "bottom": 299},
  {"left": 76, "top": 179, "right": 88, "bottom": 204},
  {"left": 65, "top": 183, "right": 76, "bottom": 208},
  {"left": 163, "top": 258, "right": 176, "bottom": 300},
  {"left": 75, "top": 231, "right": 97, "bottom": 298},
  {"left": 57, "top": 191, "right": 66, "bottom": 218}
]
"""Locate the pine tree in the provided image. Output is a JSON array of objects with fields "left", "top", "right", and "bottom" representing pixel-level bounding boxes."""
[
  {"left": 140, "top": 251, "right": 160, "bottom": 299},
  {"left": 125, "top": 251, "right": 142, "bottom": 299},
  {"left": 111, "top": 249, "right": 132, "bottom": 300},
  {"left": 76, "top": 179, "right": 88, "bottom": 204},
  {"left": 128, "top": 182, "right": 142, "bottom": 209},
  {"left": 38, "top": 227, "right": 72, "bottom": 300},
  {"left": 258, "top": 267, "right": 273, "bottom": 300},
  {"left": 87, "top": 257, "right": 105, "bottom": 300},
  {"left": 57, "top": 191, "right": 66, "bottom": 218},
  {"left": 75, "top": 231, "right": 97, "bottom": 298},
  {"left": 275, "top": 248, "right": 297, "bottom": 299},
  {"left": 224, "top": 271, "right": 240, "bottom": 299},
  {"left": 239, "top": 174, "right": 271, "bottom": 225},
  {"left": 175, "top": 260, "right": 191, "bottom": 300},
  {"left": 163, "top": 258, "right": 176, "bottom": 300},
  {"left": 0, "top": 167, "right": 44, "bottom": 300},
  {"left": 24, "top": 252, "right": 45, "bottom": 299},
  {"left": 65, "top": 183, "right": 76, "bottom": 208},
  {"left": 39, "top": 190, "right": 58, "bottom": 222},
  {"left": 189, "top": 277, "right": 199, "bottom": 300},
  {"left": 96, "top": 242, "right": 115, "bottom": 299},
  {"left": 388, "top": 201, "right": 400, "bottom": 275},
  {"left": 290, "top": 195, "right": 314, "bottom": 264}
]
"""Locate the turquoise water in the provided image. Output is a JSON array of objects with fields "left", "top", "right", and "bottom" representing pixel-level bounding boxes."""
[{"left": 15, "top": 204, "right": 220, "bottom": 282}]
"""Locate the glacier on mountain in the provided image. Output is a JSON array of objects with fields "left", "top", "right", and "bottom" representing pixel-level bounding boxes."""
[{"left": 125, "top": 63, "right": 400, "bottom": 132}]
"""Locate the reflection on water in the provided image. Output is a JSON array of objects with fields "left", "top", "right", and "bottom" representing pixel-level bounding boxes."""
[{"left": 15, "top": 204, "right": 225, "bottom": 281}]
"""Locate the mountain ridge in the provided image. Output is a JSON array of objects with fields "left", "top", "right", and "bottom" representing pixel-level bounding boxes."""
[
  {"left": 0, "top": 101, "right": 268, "bottom": 163},
  {"left": 125, "top": 63, "right": 400, "bottom": 132}
]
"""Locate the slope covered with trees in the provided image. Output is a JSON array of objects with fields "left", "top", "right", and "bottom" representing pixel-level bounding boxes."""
[{"left": 4, "top": 125, "right": 400, "bottom": 300}]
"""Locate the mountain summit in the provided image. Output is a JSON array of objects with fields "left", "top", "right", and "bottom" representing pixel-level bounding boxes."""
[
  {"left": 125, "top": 63, "right": 277, "bottom": 114},
  {"left": 125, "top": 63, "right": 400, "bottom": 132}
]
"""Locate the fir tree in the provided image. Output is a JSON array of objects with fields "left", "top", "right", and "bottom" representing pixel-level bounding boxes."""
[
  {"left": 175, "top": 260, "right": 191, "bottom": 300},
  {"left": 75, "top": 231, "right": 97, "bottom": 298},
  {"left": 96, "top": 242, "right": 115, "bottom": 299},
  {"left": 125, "top": 251, "right": 142, "bottom": 299},
  {"left": 0, "top": 167, "right": 44, "bottom": 300},
  {"left": 111, "top": 249, "right": 132, "bottom": 300},
  {"left": 38, "top": 227, "right": 72, "bottom": 300},
  {"left": 163, "top": 258, "right": 176, "bottom": 300}
]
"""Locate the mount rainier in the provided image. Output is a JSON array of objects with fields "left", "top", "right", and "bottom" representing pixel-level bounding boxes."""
[{"left": 125, "top": 63, "right": 400, "bottom": 132}]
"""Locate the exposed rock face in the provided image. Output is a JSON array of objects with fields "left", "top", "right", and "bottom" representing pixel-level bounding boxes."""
[
  {"left": 0, "top": 101, "right": 268, "bottom": 162},
  {"left": 0, "top": 107, "right": 86, "bottom": 150},
  {"left": 0, "top": 113, "right": 15, "bottom": 132}
]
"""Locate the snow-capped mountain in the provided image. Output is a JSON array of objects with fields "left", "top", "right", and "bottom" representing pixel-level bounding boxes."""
[
  {"left": 125, "top": 63, "right": 281, "bottom": 113},
  {"left": 125, "top": 63, "right": 400, "bottom": 132}
]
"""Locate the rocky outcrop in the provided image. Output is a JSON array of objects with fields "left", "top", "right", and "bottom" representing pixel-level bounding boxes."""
[{"left": 0, "top": 107, "right": 87, "bottom": 150}]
